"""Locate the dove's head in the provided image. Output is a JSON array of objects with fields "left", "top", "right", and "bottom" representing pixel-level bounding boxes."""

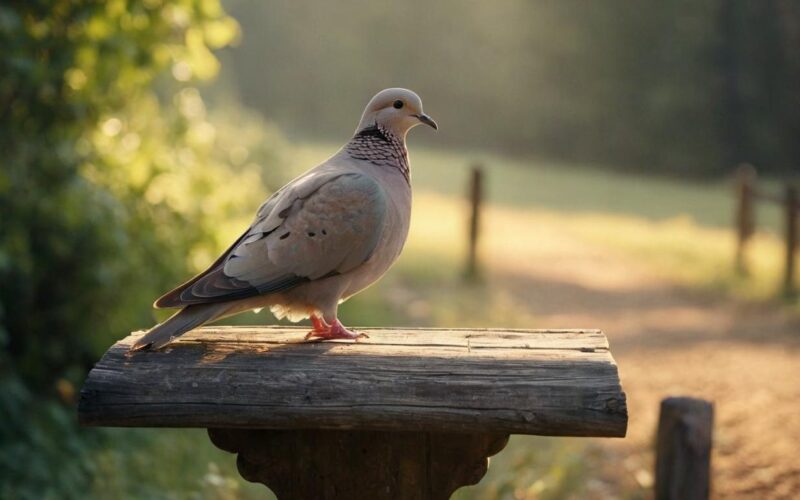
[{"left": 356, "top": 88, "right": 437, "bottom": 138}]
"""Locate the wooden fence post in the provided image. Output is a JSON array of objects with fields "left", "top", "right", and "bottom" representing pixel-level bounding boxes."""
[
  {"left": 734, "top": 164, "right": 756, "bottom": 275},
  {"left": 465, "top": 165, "right": 484, "bottom": 279},
  {"left": 784, "top": 185, "right": 798, "bottom": 297},
  {"left": 654, "top": 397, "right": 714, "bottom": 500}
]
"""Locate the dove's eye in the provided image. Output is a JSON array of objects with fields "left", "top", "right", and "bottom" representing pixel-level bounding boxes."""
[{"left": 393, "top": 100, "right": 404, "bottom": 109}]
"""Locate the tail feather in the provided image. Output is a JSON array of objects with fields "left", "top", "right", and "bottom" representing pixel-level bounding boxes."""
[{"left": 130, "top": 303, "right": 229, "bottom": 352}]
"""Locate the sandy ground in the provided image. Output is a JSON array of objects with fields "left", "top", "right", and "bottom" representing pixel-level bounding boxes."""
[{"left": 486, "top": 227, "right": 800, "bottom": 499}]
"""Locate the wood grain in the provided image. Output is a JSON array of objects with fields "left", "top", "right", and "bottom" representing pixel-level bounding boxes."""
[{"left": 79, "top": 327, "right": 627, "bottom": 437}]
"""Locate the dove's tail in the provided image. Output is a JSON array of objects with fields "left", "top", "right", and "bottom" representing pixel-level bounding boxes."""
[{"left": 130, "top": 303, "right": 229, "bottom": 352}]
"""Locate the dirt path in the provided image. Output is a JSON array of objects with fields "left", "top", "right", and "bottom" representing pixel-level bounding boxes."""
[{"left": 487, "top": 224, "right": 800, "bottom": 499}]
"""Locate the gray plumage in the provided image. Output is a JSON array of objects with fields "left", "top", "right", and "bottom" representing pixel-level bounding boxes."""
[
  {"left": 132, "top": 304, "right": 228, "bottom": 351},
  {"left": 132, "top": 88, "right": 437, "bottom": 351}
]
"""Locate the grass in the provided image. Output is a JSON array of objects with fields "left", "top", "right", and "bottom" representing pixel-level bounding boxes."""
[
  {"left": 87, "top": 428, "right": 270, "bottom": 500},
  {"left": 285, "top": 140, "right": 794, "bottom": 308},
  {"left": 284, "top": 141, "right": 785, "bottom": 230},
  {"left": 564, "top": 212, "right": 789, "bottom": 303}
]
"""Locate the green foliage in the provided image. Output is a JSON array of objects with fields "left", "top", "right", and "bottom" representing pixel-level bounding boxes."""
[
  {"left": 0, "top": 0, "right": 274, "bottom": 385},
  {"left": 0, "top": 373, "right": 269, "bottom": 500},
  {"left": 453, "top": 437, "right": 593, "bottom": 500},
  {"left": 0, "top": 375, "right": 100, "bottom": 500},
  {"left": 0, "top": 1, "right": 284, "bottom": 497}
]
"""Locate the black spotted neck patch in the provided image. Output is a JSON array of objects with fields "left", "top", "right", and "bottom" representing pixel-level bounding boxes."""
[{"left": 346, "top": 124, "right": 410, "bottom": 184}]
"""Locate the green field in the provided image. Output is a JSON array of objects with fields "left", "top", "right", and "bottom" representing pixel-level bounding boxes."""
[
  {"left": 286, "top": 141, "right": 785, "bottom": 230},
  {"left": 289, "top": 142, "right": 791, "bottom": 307}
]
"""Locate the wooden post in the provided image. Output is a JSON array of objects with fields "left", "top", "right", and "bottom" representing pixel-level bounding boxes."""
[
  {"left": 654, "top": 397, "right": 714, "bottom": 500},
  {"left": 465, "top": 165, "right": 484, "bottom": 280},
  {"left": 208, "top": 429, "right": 509, "bottom": 499},
  {"left": 784, "top": 185, "right": 798, "bottom": 297},
  {"left": 733, "top": 164, "right": 756, "bottom": 275},
  {"left": 79, "top": 327, "right": 627, "bottom": 499}
]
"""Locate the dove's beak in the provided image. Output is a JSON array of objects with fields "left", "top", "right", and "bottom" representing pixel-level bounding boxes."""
[{"left": 415, "top": 113, "right": 438, "bottom": 130}]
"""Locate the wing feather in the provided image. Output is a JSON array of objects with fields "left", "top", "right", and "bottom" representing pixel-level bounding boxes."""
[{"left": 154, "top": 171, "right": 386, "bottom": 308}]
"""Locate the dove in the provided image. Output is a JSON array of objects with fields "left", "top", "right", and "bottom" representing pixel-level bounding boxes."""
[{"left": 131, "top": 88, "right": 437, "bottom": 351}]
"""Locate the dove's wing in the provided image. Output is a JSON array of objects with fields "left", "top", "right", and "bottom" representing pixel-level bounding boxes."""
[{"left": 154, "top": 171, "right": 387, "bottom": 308}]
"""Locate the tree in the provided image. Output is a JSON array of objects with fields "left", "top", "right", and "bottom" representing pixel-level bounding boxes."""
[{"left": 0, "top": 0, "right": 255, "bottom": 387}]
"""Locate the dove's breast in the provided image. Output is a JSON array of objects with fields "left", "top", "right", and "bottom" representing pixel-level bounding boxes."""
[{"left": 340, "top": 165, "right": 412, "bottom": 299}]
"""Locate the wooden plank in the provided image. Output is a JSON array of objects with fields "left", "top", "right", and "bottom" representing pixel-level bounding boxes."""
[
  {"left": 79, "top": 327, "right": 627, "bottom": 437},
  {"left": 655, "top": 397, "right": 714, "bottom": 500},
  {"left": 128, "top": 326, "right": 610, "bottom": 350}
]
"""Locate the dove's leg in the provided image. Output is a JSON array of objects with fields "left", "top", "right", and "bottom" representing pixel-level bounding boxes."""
[
  {"left": 310, "top": 314, "right": 329, "bottom": 333},
  {"left": 305, "top": 315, "right": 368, "bottom": 341},
  {"left": 326, "top": 319, "right": 369, "bottom": 340}
]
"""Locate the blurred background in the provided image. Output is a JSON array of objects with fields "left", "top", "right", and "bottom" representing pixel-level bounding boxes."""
[{"left": 1, "top": 1, "right": 798, "bottom": 498}]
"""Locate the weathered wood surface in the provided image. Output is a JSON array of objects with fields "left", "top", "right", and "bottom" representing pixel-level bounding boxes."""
[
  {"left": 209, "top": 428, "right": 508, "bottom": 500},
  {"left": 655, "top": 397, "right": 714, "bottom": 500},
  {"left": 79, "top": 327, "right": 627, "bottom": 437}
]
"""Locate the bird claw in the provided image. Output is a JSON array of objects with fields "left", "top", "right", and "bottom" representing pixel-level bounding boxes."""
[{"left": 304, "top": 319, "right": 368, "bottom": 342}]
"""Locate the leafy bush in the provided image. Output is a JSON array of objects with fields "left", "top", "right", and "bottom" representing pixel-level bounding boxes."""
[
  {"left": 0, "top": 2, "right": 284, "bottom": 496},
  {"left": 0, "top": 0, "right": 280, "bottom": 384}
]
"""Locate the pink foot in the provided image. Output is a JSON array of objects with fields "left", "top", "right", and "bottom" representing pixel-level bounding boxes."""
[
  {"left": 310, "top": 315, "right": 328, "bottom": 333},
  {"left": 304, "top": 318, "right": 369, "bottom": 341}
]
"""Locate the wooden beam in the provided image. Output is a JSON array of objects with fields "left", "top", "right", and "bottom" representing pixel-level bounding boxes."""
[{"left": 79, "top": 327, "right": 627, "bottom": 437}]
